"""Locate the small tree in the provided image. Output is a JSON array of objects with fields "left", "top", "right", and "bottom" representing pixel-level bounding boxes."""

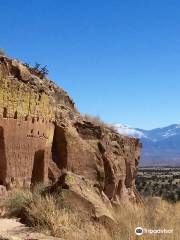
[
  {"left": 167, "top": 192, "right": 177, "bottom": 203},
  {"left": 40, "top": 65, "right": 49, "bottom": 76},
  {"left": 24, "top": 62, "right": 49, "bottom": 79}
]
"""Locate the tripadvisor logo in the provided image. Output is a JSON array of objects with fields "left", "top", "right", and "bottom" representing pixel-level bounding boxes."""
[
  {"left": 135, "top": 227, "right": 143, "bottom": 236},
  {"left": 135, "top": 227, "right": 173, "bottom": 235}
]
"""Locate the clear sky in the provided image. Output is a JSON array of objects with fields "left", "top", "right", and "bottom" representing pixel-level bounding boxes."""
[{"left": 0, "top": 0, "right": 180, "bottom": 129}]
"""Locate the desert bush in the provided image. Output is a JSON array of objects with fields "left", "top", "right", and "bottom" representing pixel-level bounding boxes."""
[
  {"left": 5, "top": 189, "right": 32, "bottom": 218},
  {"left": 24, "top": 194, "right": 76, "bottom": 236},
  {"left": 24, "top": 62, "right": 49, "bottom": 79},
  {"left": 4, "top": 189, "right": 76, "bottom": 237},
  {"left": 32, "top": 182, "right": 46, "bottom": 195}
]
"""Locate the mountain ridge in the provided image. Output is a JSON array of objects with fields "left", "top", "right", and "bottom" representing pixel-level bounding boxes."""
[{"left": 115, "top": 123, "right": 180, "bottom": 166}]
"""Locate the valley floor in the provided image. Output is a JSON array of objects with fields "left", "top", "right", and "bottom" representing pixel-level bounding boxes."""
[{"left": 136, "top": 167, "right": 180, "bottom": 202}]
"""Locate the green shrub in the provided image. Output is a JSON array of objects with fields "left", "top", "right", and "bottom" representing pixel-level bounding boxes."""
[{"left": 5, "top": 189, "right": 32, "bottom": 218}]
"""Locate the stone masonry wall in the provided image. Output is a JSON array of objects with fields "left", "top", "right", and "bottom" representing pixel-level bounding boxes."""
[{"left": 0, "top": 58, "right": 55, "bottom": 188}]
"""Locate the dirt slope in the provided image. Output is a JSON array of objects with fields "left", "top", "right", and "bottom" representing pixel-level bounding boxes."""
[{"left": 0, "top": 218, "right": 62, "bottom": 240}]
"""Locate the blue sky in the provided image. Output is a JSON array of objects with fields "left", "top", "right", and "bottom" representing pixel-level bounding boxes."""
[{"left": 0, "top": 0, "right": 180, "bottom": 129}]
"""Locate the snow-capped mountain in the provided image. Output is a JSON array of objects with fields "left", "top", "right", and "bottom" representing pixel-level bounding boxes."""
[
  {"left": 114, "top": 124, "right": 145, "bottom": 138},
  {"left": 115, "top": 124, "right": 180, "bottom": 166}
]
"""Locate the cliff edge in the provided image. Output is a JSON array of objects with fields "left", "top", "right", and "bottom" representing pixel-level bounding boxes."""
[{"left": 0, "top": 56, "right": 142, "bottom": 220}]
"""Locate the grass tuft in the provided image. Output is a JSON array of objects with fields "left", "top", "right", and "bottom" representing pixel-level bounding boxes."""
[{"left": 4, "top": 189, "right": 180, "bottom": 240}]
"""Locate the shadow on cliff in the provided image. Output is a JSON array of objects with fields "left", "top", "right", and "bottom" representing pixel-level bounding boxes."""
[{"left": 0, "top": 126, "right": 6, "bottom": 185}]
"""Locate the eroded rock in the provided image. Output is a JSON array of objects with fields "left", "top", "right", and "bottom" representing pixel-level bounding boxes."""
[
  {"left": 0, "top": 185, "right": 7, "bottom": 199},
  {"left": 0, "top": 56, "right": 142, "bottom": 208}
]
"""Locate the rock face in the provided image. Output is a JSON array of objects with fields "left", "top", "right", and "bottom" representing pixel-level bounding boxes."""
[
  {"left": 0, "top": 56, "right": 142, "bottom": 205},
  {"left": 0, "top": 57, "right": 55, "bottom": 188}
]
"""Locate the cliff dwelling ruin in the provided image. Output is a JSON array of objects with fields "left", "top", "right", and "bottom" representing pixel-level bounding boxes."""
[
  {"left": 0, "top": 55, "right": 142, "bottom": 205},
  {"left": 0, "top": 57, "right": 55, "bottom": 188}
]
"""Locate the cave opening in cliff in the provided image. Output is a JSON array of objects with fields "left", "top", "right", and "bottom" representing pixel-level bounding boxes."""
[
  {"left": 125, "top": 159, "right": 132, "bottom": 188},
  {"left": 3, "top": 108, "right": 7, "bottom": 118},
  {"left": 102, "top": 157, "right": 115, "bottom": 199},
  {"left": 14, "top": 111, "right": 18, "bottom": 119},
  {"left": 52, "top": 125, "right": 67, "bottom": 169},
  {"left": 31, "top": 150, "right": 45, "bottom": 185},
  {"left": 0, "top": 126, "right": 6, "bottom": 185}
]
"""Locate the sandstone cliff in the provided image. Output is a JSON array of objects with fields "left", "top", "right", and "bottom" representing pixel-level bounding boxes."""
[{"left": 0, "top": 56, "right": 142, "bottom": 215}]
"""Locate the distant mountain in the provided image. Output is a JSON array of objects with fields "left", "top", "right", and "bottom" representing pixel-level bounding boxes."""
[{"left": 115, "top": 124, "right": 180, "bottom": 166}]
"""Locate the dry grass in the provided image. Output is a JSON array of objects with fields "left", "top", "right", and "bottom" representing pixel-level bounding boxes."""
[
  {"left": 4, "top": 188, "right": 76, "bottom": 238},
  {"left": 83, "top": 114, "right": 117, "bottom": 132},
  {"left": 83, "top": 114, "right": 105, "bottom": 125},
  {"left": 4, "top": 188, "right": 111, "bottom": 239},
  {"left": 24, "top": 195, "right": 77, "bottom": 236},
  {"left": 4, "top": 189, "right": 180, "bottom": 240},
  {"left": 113, "top": 197, "right": 180, "bottom": 240}
]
